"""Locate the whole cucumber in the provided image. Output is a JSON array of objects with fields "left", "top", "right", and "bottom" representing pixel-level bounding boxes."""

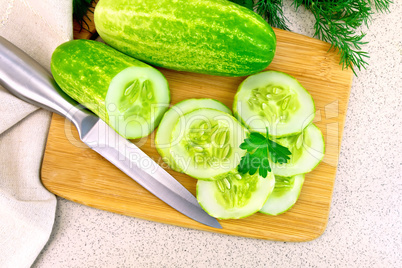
[{"left": 94, "top": 0, "right": 276, "bottom": 77}]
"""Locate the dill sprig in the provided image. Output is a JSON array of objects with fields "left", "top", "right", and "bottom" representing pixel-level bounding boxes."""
[
  {"left": 230, "top": 0, "right": 255, "bottom": 10},
  {"left": 372, "top": 0, "right": 393, "bottom": 12},
  {"left": 234, "top": 0, "right": 290, "bottom": 31},
  {"left": 73, "top": 0, "right": 95, "bottom": 32},
  {"left": 255, "top": 0, "right": 290, "bottom": 31},
  {"left": 229, "top": 0, "right": 392, "bottom": 74},
  {"left": 293, "top": 0, "right": 374, "bottom": 74}
]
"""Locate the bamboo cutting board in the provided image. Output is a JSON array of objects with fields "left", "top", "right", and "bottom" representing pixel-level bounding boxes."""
[{"left": 41, "top": 13, "right": 353, "bottom": 241}]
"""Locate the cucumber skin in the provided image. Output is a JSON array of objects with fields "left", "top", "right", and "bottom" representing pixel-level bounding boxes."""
[
  {"left": 94, "top": 0, "right": 276, "bottom": 77},
  {"left": 51, "top": 39, "right": 150, "bottom": 123},
  {"left": 259, "top": 174, "right": 305, "bottom": 216}
]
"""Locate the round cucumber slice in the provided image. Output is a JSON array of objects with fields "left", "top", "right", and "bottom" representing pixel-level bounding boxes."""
[
  {"left": 155, "top": 99, "right": 231, "bottom": 172},
  {"left": 197, "top": 169, "right": 275, "bottom": 219},
  {"left": 233, "top": 70, "right": 315, "bottom": 137},
  {"left": 272, "top": 124, "right": 325, "bottom": 177},
  {"left": 105, "top": 66, "right": 170, "bottom": 139},
  {"left": 260, "top": 174, "right": 304, "bottom": 215},
  {"left": 170, "top": 108, "right": 248, "bottom": 179}
]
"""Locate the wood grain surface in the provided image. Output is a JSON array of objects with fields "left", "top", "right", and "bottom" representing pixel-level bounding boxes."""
[{"left": 41, "top": 12, "right": 353, "bottom": 241}]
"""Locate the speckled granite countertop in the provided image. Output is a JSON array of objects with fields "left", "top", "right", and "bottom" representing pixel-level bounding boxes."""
[{"left": 33, "top": 1, "right": 401, "bottom": 267}]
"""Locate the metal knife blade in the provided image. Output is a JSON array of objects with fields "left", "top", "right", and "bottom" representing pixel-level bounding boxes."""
[
  {"left": 0, "top": 36, "right": 222, "bottom": 229},
  {"left": 82, "top": 118, "right": 221, "bottom": 228}
]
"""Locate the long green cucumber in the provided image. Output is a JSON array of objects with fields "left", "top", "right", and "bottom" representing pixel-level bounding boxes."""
[
  {"left": 94, "top": 0, "right": 276, "bottom": 77},
  {"left": 51, "top": 39, "right": 170, "bottom": 139}
]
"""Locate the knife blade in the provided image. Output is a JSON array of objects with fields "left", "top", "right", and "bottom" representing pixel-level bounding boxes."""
[{"left": 0, "top": 36, "right": 222, "bottom": 229}]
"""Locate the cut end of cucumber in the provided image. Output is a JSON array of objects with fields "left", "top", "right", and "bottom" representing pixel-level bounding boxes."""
[
  {"left": 105, "top": 66, "right": 170, "bottom": 139},
  {"left": 197, "top": 169, "right": 275, "bottom": 219},
  {"left": 155, "top": 99, "right": 232, "bottom": 172},
  {"left": 233, "top": 70, "right": 315, "bottom": 137},
  {"left": 260, "top": 174, "right": 305, "bottom": 216}
]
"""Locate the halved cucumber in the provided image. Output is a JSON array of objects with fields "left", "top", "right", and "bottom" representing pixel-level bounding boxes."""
[
  {"left": 233, "top": 71, "right": 315, "bottom": 137},
  {"left": 155, "top": 99, "right": 231, "bottom": 172},
  {"left": 197, "top": 169, "right": 275, "bottom": 219},
  {"left": 51, "top": 39, "right": 170, "bottom": 140},
  {"left": 260, "top": 174, "right": 304, "bottom": 215},
  {"left": 169, "top": 108, "right": 248, "bottom": 179},
  {"left": 106, "top": 66, "right": 170, "bottom": 139},
  {"left": 272, "top": 124, "right": 325, "bottom": 177}
]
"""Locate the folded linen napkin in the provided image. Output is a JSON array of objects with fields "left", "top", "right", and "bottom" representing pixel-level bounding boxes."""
[{"left": 0, "top": 1, "right": 72, "bottom": 267}]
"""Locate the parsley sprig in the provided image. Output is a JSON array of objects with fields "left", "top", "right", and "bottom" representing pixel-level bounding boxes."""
[{"left": 238, "top": 129, "right": 291, "bottom": 178}]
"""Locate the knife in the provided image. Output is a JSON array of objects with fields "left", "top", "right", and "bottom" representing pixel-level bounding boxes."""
[{"left": 0, "top": 36, "right": 222, "bottom": 229}]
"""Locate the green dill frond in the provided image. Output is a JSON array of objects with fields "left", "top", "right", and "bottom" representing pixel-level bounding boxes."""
[
  {"left": 371, "top": 0, "right": 393, "bottom": 13},
  {"left": 293, "top": 0, "right": 376, "bottom": 73},
  {"left": 255, "top": 0, "right": 290, "bottom": 31},
  {"left": 230, "top": 0, "right": 255, "bottom": 10},
  {"left": 73, "top": 0, "right": 95, "bottom": 32}
]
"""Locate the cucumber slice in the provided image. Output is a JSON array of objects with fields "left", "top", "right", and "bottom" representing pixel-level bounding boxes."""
[
  {"left": 170, "top": 108, "right": 248, "bottom": 179},
  {"left": 233, "top": 71, "right": 315, "bottom": 137},
  {"left": 260, "top": 174, "right": 304, "bottom": 215},
  {"left": 155, "top": 99, "right": 231, "bottom": 172},
  {"left": 272, "top": 124, "right": 325, "bottom": 177},
  {"left": 197, "top": 169, "right": 275, "bottom": 219},
  {"left": 105, "top": 66, "right": 170, "bottom": 139}
]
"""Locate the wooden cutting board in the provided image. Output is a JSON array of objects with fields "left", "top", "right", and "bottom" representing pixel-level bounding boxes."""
[{"left": 41, "top": 10, "right": 353, "bottom": 241}]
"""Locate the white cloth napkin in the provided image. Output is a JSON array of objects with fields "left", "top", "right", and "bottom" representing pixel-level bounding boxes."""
[{"left": 0, "top": 0, "right": 72, "bottom": 267}]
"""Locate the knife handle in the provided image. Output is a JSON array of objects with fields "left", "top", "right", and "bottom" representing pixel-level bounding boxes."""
[{"left": 0, "top": 36, "right": 95, "bottom": 136}]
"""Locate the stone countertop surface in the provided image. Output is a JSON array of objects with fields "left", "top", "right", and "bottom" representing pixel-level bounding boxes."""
[{"left": 33, "top": 1, "right": 401, "bottom": 267}]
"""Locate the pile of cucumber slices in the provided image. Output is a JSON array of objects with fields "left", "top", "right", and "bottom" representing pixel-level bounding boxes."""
[
  {"left": 156, "top": 71, "right": 325, "bottom": 219},
  {"left": 51, "top": 39, "right": 324, "bottom": 220}
]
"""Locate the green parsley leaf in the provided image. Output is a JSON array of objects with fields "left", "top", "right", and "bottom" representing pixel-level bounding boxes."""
[{"left": 237, "top": 128, "right": 291, "bottom": 178}]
